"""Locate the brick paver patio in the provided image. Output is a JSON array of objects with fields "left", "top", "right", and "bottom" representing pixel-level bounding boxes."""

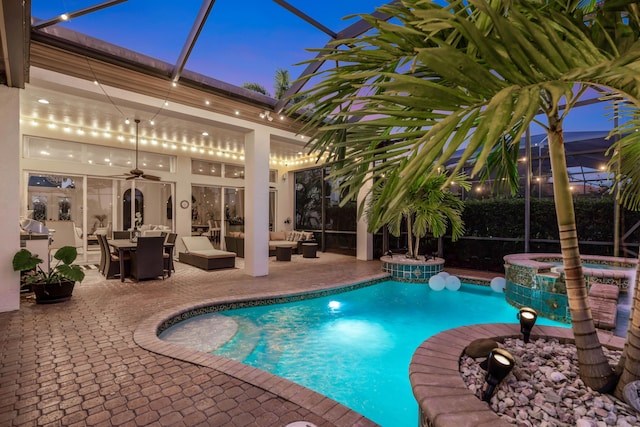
[{"left": 0, "top": 253, "right": 388, "bottom": 427}]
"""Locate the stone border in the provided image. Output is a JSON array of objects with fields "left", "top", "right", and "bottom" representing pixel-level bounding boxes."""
[
  {"left": 409, "top": 323, "right": 625, "bottom": 427},
  {"left": 133, "top": 276, "right": 390, "bottom": 427}
]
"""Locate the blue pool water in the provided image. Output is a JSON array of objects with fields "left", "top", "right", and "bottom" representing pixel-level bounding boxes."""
[{"left": 160, "top": 281, "right": 567, "bottom": 427}]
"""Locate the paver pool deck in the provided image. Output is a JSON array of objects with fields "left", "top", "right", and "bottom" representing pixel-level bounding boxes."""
[{"left": 0, "top": 253, "right": 606, "bottom": 427}]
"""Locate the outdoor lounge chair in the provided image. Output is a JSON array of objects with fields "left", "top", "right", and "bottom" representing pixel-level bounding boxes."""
[{"left": 179, "top": 236, "right": 236, "bottom": 270}]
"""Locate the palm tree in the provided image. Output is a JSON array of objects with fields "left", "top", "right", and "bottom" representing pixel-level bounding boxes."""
[
  {"left": 289, "top": 0, "right": 640, "bottom": 393},
  {"left": 241, "top": 82, "right": 271, "bottom": 96},
  {"left": 609, "top": 115, "right": 640, "bottom": 396},
  {"left": 274, "top": 68, "right": 291, "bottom": 100},
  {"left": 369, "top": 167, "right": 469, "bottom": 258}
]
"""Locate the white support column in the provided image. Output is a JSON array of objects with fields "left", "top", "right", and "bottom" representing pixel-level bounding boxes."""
[
  {"left": 244, "top": 129, "right": 270, "bottom": 276},
  {"left": 356, "top": 176, "right": 374, "bottom": 260},
  {"left": 0, "top": 86, "right": 21, "bottom": 312}
]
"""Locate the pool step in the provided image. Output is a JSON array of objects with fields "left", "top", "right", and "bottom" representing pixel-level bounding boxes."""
[{"left": 214, "top": 317, "right": 262, "bottom": 361}]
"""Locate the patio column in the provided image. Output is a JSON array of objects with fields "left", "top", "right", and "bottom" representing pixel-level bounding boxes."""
[
  {"left": 356, "top": 175, "right": 373, "bottom": 260},
  {"left": 244, "top": 128, "right": 270, "bottom": 276},
  {"left": 0, "top": 85, "right": 21, "bottom": 312}
]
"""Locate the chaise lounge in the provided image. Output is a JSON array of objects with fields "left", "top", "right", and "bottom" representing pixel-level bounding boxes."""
[{"left": 178, "top": 236, "right": 236, "bottom": 270}]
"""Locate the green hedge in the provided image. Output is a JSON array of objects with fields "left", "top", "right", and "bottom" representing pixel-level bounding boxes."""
[{"left": 444, "top": 197, "right": 640, "bottom": 272}]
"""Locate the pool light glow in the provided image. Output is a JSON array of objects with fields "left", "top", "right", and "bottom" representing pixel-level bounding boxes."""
[{"left": 328, "top": 301, "right": 341, "bottom": 310}]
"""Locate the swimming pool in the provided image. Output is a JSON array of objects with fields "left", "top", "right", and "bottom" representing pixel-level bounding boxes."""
[{"left": 159, "top": 280, "right": 567, "bottom": 427}]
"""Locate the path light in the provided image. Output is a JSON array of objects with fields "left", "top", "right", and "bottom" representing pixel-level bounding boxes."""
[
  {"left": 482, "top": 348, "right": 515, "bottom": 402},
  {"left": 517, "top": 307, "right": 537, "bottom": 343}
]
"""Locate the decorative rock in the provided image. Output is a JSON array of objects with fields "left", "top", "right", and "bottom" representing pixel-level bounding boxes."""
[
  {"left": 460, "top": 337, "right": 630, "bottom": 427},
  {"left": 622, "top": 381, "right": 640, "bottom": 413},
  {"left": 549, "top": 372, "right": 567, "bottom": 383},
  {"left": 464, "top": 338, "right": 499, "bottom": 358},
  {"left": 544, "top": 390, "right": 561, "bottom": 403}
]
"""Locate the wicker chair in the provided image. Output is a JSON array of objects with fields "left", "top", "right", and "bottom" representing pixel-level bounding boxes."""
[
  {"left": 98, "top": 234, "right": 129, "bottom": 279},
  {"left": 163, "top": 233, "right": 178, "bottom": 275},
  {"left": 113, "top": 231, "right": 131, "bottom": 240},
  {"left": 130, "top": 236, "right": 165, "bottom": 281}
]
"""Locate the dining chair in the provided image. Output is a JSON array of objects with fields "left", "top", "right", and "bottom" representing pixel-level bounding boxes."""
[
  {"left": 130, "top": 236, "right": 165, "bottom": 281},
  {"left": 113, "top": 230, "right": 131, "bottom": 240},
  {"left": 99, "top": 234, "right": 129, "bottom": 279},
  {"left": 97, "top": 232, "right": 107, "bottom": 274},
  {"left": 164, "top": 233, "right": 178, "bottom": 274}
]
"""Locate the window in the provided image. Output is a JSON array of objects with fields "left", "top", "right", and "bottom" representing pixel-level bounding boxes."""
[
  {"left": 225, "top": 164, "right": 244, "bottom": 179},
  {"left": 192, "top": 159, "right": 222, "bottom": 177}
]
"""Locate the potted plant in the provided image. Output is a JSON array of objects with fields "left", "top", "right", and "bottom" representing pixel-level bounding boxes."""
[{"left": 13, "top": 246, "right": 85, "bottom": 304}]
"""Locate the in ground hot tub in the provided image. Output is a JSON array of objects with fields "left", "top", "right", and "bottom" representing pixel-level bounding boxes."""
[
  {"left": 503, "top": 253, "right": 636, "bottom": 323},
  {"left": 381, "top": 255, "right": 444, "bottom": 282}
]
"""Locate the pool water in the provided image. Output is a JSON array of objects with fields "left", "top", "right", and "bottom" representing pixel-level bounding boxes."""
[{"left": 160, "top": 281, "right": 567, "bottom": 427}]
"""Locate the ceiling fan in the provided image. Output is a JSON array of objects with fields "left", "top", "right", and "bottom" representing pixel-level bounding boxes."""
[{"left": 121, "top": 119, "right": 160, "bottom": 181}]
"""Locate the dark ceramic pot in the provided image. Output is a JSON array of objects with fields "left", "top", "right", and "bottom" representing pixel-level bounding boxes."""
[{"left": 31, "top": 280, "right": 75, "bottom": 304}]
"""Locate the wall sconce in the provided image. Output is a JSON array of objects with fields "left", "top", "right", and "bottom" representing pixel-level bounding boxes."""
[
  {"left": 517, "top": 307, "right": 537, "bottom": 343},
  {"left": 482, "top": 348, "right": 515, "bottom": 402}
]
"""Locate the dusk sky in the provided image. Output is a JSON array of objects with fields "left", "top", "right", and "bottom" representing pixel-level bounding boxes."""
[
  {"left": 31, "top": 0, "right": 615, "bottom": 133},
  {"left": 32, "top": 1, "right": 387, "bottom": 95}
]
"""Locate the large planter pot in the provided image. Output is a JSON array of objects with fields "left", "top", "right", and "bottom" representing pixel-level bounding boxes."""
[{"left": 31, "top": 280, "right": 76, "bottom": 304}]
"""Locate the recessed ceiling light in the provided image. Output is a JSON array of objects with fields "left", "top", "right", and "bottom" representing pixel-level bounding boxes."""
[
  {"left": 202, "top": 132, "right": 209, "bottom": 136},
  {"left": 60, "top": 13, "right": 69, "bottom": 20},
  {"left": 38, "top": 99, "right": 49, "bottom": 104},
  {"left": 205, "top": 100, "right": 210, "bottom": 105},
  {"left": 150, "top": 120, "right": 155, "bottom": 125},
  {"left": 234, "top": 111, "right": 239, "bottom": 115}
]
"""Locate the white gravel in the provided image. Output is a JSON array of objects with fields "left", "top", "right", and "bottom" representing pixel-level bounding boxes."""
[{"left": 460, "top": 337, "right": 640, "bottom": 427}]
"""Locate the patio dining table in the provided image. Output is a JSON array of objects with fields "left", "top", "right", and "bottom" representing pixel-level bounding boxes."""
[{"left": 108, "top": 239, "right": 175, "bottom": 282}]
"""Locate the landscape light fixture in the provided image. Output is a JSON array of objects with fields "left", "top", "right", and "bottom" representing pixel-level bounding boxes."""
[
  {"left": 517, "top": 307, "right": 538, "bottom": 343},
  {"left": 482, "top": 348, "right": 515, "bottom": 402}
]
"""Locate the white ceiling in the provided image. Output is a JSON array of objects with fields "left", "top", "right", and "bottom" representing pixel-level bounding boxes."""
[{"left": 20, "top": 82, "right": 315, "bottom": 164}]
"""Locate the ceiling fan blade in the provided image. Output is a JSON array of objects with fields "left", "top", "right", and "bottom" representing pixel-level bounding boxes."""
[
  {"left": 126, "top": 175, "right": 136, "bottom": 180},
  {"left": 142, "top": 174, "right": 161, "bottom": 181}
]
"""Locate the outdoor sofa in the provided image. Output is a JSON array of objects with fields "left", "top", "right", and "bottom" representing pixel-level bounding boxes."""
[{"left": 224, "top": 231, "right": 316, "bottom": 257}]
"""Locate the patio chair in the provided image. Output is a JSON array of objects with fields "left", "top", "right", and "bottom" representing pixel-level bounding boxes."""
[
  {"left": 98, "top": 234, "right": 129, "bottom": 279},
  {"left": 130, "top": 236, "right": 165, "bottom": 281},
  {"left": 164, "top": 232, "right": 178, "bottom": 275},
  {"left": 113, "top": 230, "right": 131, "bottom": 239}
]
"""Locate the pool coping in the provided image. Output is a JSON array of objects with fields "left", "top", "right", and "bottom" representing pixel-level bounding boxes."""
[
  {"left": 134, "top": 274, "right": 391, "bottom": 427},
  {"left": 409, "top": 323, "right": 626, "bottom": 427}
]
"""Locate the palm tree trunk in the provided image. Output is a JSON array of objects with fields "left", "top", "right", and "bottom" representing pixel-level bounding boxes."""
[
  {"left": 614, "top": 257, "right": 640, "bottom": 398},
  {"left": 406, "top": 214, "right": 414, "bottom": 258},
  {"left": 547, "top": 125, "right": 616, "bottom": 392}
]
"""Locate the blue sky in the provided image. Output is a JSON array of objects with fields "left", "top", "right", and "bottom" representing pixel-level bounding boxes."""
[
  {"left": 32, "top": 0, "right": 387, "bottom": 95},
  {"left": 31, "top": 0, "right": 616, "bottom": 133}
]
